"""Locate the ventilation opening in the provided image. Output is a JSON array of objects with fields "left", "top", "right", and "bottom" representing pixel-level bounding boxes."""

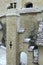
[
  {"left": 7, "top": 2, "right": 17, "bottom": 9},
  {"left": 14, "top": 2, "right": 16, "bottom": 8},
  {"left": 25, "top": 2, "right": 33, "bottom": 8},
  {"left": 10, "top": 3, "right": 13, "bottom": 8},
  {"left": 7, "top": 3, "right": 13, "bottom": 9}
]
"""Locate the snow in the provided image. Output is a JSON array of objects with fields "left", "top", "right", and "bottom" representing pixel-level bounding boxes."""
[
  {"left": 18, "top": 28, "right": 25, "bottom": 33},
  {"left": 24, "top": 38, "right": 30, "bottom": 43},
  {"left": 0, "top": 46, "right": 6, "bottom": 65},
  {"left": 36, "top": 22, "right": 43, "bottom": 46},
  {"left": 20, "top": 52, "right": 27, "bottom": 65},
  {"left": 28, "top": 46, "right": 34, "bottom": 51},
  {"left": 19, "top": 8, "right": 41, "bottom": 14}
]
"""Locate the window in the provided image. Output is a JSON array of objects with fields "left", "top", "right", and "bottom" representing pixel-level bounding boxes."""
[{"left": 25, "top": 2, "right": 33, "bottom": 8}]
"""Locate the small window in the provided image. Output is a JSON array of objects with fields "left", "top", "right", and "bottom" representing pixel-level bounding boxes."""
[{"left": 25, "top": 2, "right": 33, "bottom": 8}]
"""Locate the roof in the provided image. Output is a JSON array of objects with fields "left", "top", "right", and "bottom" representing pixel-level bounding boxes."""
[
  {"left": 0, "top": 8, "right": 43, "bottom": 17},
  {"left": 0, "top": 9, "right": 20, "bottom": 18},
  {"left": 6, "top": 9, "right": 20, "bottom": 17},
  {"left": 0, "top": 13, "right": 6, "bottom": 18},
  {"left": 19, "top": 8, "right": 42, "bottom": 14}
]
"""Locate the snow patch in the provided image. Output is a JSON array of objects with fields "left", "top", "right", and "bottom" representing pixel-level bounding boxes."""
[{"left": 0, "top": 46, "right": 6, "bottom": 65}]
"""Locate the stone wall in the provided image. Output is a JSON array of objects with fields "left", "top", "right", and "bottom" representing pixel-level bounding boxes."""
[
  {"left": 18, "top": 13, "right": 39, "bottom": 65},
  {"left": 0, "top": 8, "right": 43, "bottom": 65}
]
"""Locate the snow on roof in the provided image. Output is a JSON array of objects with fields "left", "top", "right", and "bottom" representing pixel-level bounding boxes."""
[
  {"left": 0, "top": 8, "right": 43, "bottom": 17},
  {"left": 0, "top": 9, "right": 20, "bottom": 17},
  {"left": 6, "top": 9, "right": 20, "bottom": 16},
  {"left": 19, "top": 8, "right": 42, "bottom": 14},
  {"left": 28, "top": 46, "right": 34, "bottom": 51},
  {"left": 0, "top": 7, "right": 43, "bottom": 17},
  {"left": 0, "top": 13, "right": 6, "bottom": 18},
  {"left": 23, "top": 38, "right": 30, "bottom": 43}
]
